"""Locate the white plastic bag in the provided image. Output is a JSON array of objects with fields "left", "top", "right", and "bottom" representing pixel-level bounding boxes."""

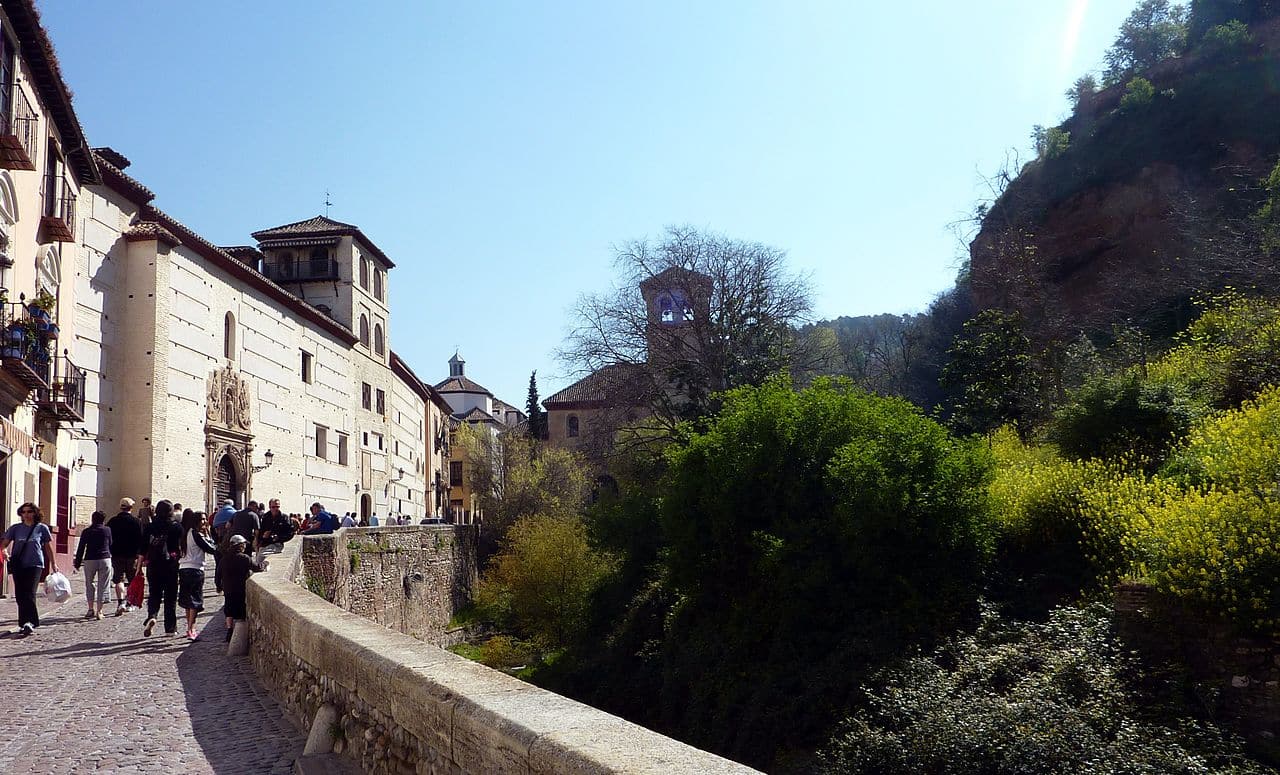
[{"left": 44, "top": 571, "right": 71, "bottom": 603}]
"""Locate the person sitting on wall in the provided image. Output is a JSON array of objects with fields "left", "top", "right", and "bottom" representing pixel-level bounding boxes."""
[
  {"left": 258, "top": 499, "right": 294, "bottom": 550},
  {"left": 340, "top": 512, "right": 357, "bottom": 529},
  {"left": 301, "top": 502, "right": 338, "bottom": 535}
]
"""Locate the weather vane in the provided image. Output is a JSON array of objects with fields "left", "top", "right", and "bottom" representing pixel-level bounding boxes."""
[{"left": 325, "top": 189, "right": 333, "bottom": 217}]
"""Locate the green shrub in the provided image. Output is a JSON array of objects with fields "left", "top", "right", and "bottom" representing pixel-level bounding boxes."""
[
  {"left": 474, "top": 513, "right": 618, "bottom": 650},
  {"left": 1049, "top": 370, "right": 1196, "bottom": 464},
  {"left": 656, "top": 376, "right": 994, "bottom": 766},
  {"left": 476, "top": 635, "right": 534, "bottom": 671},
  {"left": 817, "top": 604, "right": 1269, "bottom": 775},
  {"left": 1120, "top": 76, "right": 1157, "bottom": 110},
  {"left": 1201, "top": 20, "right": 1251, "bottom": 57}
]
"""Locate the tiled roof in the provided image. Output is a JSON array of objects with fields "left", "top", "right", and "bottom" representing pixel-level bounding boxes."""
[
  {"left": 92, "top": 150, "right": 154, "bottom": 203},
  {"left": 435, "top": 375, "right": 492, "bottom": 396},
  {"left": 544, "top": 363, "right": 646, "bottom": 406},
  {"left": 456, "top": 406, "right": 499, "bottom": 424},
  {"left": 123, "top": 221, "right": 179, "bottom": 248},
  {"left": 251, "top": 215, "right": 360, "bottom": 238},
  {"left": 251, "top": 215, "right": 395, "bottom": 268}
]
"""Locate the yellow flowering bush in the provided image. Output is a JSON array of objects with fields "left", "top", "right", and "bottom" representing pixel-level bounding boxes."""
[{"left": 1163, "top": 386, "right": 1280, "bottom": 495}]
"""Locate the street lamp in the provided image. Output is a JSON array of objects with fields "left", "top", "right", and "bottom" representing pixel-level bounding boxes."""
[{"left": 252, "top": 449, "right": 274, "bottom": 473}]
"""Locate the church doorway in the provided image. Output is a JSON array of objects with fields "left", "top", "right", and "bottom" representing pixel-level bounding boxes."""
[
  {"left": 360, "top": 493, "right": 372, "bottom": 524},
  {"left": 215, "top": 454, "right": 242, "bottom": 508}
]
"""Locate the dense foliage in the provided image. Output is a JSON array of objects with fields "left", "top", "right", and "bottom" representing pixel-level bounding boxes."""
[{"left": 817, "top": 604, "right": 1269, "bottom": 775}]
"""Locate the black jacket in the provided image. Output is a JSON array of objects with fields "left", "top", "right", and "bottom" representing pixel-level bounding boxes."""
[
  {"left": 142, "top": 518, "right": 184, "bottom": 567},
  {"left": 108, "top": 512, "right": 144, "bottom": 558},
  {"left": 73, "top": 525, "right": 112, "bottom": 567}
]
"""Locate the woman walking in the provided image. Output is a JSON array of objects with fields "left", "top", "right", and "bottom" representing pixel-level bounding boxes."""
[
  {"left": 178, "top": 510, "right": 217, "bottom": 640},
  {"left": 141, "top": 500, "right": 183, "bottom": 637},
  {"left": 1, "top": 503, "right": 57, "bottom": 636},
  {"left": 73, "top": 511, "right": 113, "bottom": 619}
]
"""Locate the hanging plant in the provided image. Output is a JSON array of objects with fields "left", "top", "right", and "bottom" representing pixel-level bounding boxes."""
[{"left": 31, "top": 288, "right": 56, "bottom": 314}]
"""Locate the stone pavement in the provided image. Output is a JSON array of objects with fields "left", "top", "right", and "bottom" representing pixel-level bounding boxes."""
[{"left": 0, "top": 567, "right": 309, "bottom": 774}]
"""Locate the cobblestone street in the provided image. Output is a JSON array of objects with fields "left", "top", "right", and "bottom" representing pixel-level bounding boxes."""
[{"left": 0, "top": 569, "right": 307, "bottom": 774}]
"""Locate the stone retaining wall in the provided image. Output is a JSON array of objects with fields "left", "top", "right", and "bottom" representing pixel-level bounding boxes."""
[
  {"left": 300, "top": 525, "right": 477, "bottom": 647},
  {"left": 1115, "top": 582, "right": 1280, "bottom": 762},
  {"left": 248, "top": 530, "right": 760, "bottom": 775}
]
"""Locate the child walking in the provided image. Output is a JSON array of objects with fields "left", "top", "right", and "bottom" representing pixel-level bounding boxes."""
[{"left": 221, "top": 534, "right": 267, "bottom": 642}]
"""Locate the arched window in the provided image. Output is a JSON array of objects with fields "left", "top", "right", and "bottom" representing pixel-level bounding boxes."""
[
  {"left": 374, "top": 323, "right": 384, "bottom": 355},
  {"left": 373, "top": 269, "right": 383, "bottom": 301},
  {"left": 657, "top": 293, "right": 674, "bottom": 323},
  {"left": 224, "top": 312, "right": 236, "bottom": 360},
  {"left": 567, "top": 415, "right": 579, "bottom": 438},
  {"left": 359, "top": 314, "right": 370, "bottom": 348},
  {"left": 359, "top": 257, "right": 370, "bottom": 290}
]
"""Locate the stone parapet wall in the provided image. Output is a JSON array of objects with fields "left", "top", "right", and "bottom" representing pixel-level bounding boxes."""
[
  {"left": 301, "top": 525, "right": 476, "bottom": 647},
  {"left": 249, "top": 530, "right": 760, "bottom": 775}
]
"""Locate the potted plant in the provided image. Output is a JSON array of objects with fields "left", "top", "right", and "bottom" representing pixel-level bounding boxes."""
[{"left": 28, "top": 288, "right": 55, "bottom": 321}]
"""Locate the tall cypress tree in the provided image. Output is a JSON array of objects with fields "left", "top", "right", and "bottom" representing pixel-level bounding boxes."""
[{"left": 526, "top": 370, "right": 546, "bottom": 441}]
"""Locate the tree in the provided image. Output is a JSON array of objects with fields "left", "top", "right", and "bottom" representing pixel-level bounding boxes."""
[
  {"left": 1065, "top": 74, "right": 1098, "bottom": 110},
  {"left": 475, "top": 513, "right": 618, "bottom": 649},
  {"left": 653, "top": 377, "right": 993, "bottom": 766},
  {"left": 559, "top": 225, "right": 814, "bottom": 432},
  {"left": 1188, "top": 0, "right": 1279, "bottom": 43},
  {"left": 1118, "top": 76, "right": 1157, "bottom": 110},
  {"left": 456, "top": 424, "right": 591, "bottom": 553},
  {"left": 1103, "top": 0, "right": 1188, "bottom": 84},
  {"left": 525, "top": 370, "right": 547, "bottom": 442},
  {"left": 941, "top": 310, "right": 1042, "bottom": 436},
  {"left": 1031, "top": 125, "right": 1071, "bottom": 160}
]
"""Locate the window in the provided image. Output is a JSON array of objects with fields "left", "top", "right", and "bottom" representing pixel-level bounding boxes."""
[
  {"left": 373, "top": 269, "right": 383, "bottom": 301},
  {"left": 450, "top": 460, "right": 463, "bottom": 484},
  {"left": 376, "top": 389, "right": 385, "bottom": 415},
  {"left": 301, "top": 350, "right": 314, "bottom": 384},
  {"left": 278, "top": 251, "right": 295, "bottom": 278},
  {"left": 315, "top": 425, "right": 328, "bottom": 459},
  {"left": 567, "top": 415, "right": 580, "bottom": 438},
  {"left": 362, "top": 382, "right": 371, "bottom": 410},
  {"left": 223, "top": 312, "right": 236, "bottom": 360},
  {"left": 374, "top": 323, "right": 384, "bottom": 356},
  {"left": 360, "top": 256, "right": 370, "bottom": 290},
  {"left": 338, "top": 434, "right": 349, "bottom": 466},
  {"left": 309, "top": 247, "right": 328, "bottom": 276},
  {"left": 359, "top": 314, "right": 370, "bottom": 348}
]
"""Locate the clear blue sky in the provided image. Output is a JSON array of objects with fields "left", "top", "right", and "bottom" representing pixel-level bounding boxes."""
[{"left": 41, "top": 1, "right": 1133, "bottom": 405}]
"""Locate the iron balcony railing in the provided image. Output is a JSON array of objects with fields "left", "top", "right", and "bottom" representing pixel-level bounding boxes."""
[
  {"left": 36, "top": 354, "right": 85, "bottom": 423},
  {"left": 0, "top": 299, "right": 55, "bottom": 388},
  {"left": 262, "top": 258, "right": 340, "bottom": 283},
  {"left": 0, "top": 83, "right": 37, "bottom": 170}
]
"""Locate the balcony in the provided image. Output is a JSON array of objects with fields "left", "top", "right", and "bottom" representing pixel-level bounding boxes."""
[
  {"left": 0, "top": 300, "right": 54, "bottom": 390},
  {"left": 262, "top": 258, "right": 340, "bottom": 283},
  {"left": 40, "top": 175, "right": 75, "bottom": 243},
  {"left": 0, "top": 85, "right": 36, "bottom": 171},
  {"left": 35, "top": 354, "right": 85, "bottom": 423}
]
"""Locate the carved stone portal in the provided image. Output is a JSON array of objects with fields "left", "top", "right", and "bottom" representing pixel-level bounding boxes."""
[{"left": 205, "top": 366, "right": 254, "bottom": 509}]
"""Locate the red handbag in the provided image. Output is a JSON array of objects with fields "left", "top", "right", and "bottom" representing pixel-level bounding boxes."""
[{"left": 126, "top": 571, "right": 144, "bottom": 608}]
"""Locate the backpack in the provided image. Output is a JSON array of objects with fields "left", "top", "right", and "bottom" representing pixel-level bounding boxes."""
[{"left": 147, "top": 528, "right": 172, "bottom": 565}]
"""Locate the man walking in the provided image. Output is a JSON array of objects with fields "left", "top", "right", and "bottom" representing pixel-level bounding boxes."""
[{"left": 108, "top": 497, "right": 143, "bottom": 615}]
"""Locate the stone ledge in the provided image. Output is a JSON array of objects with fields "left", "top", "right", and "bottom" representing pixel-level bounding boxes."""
[{"left": 248, "top": 530, "right": 761, "bottom": 775}]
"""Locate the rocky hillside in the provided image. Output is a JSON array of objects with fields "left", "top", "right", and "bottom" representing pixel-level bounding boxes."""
[{"left": 970, "top": 12, "right": 1280, "bottom": 342}]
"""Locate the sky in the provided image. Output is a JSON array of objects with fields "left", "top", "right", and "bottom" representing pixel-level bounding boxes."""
[{"left": 39, "top": 0, "right": 1135, "bottom": 405}]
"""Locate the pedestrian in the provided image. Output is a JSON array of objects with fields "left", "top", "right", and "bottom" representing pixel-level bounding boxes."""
[
  {"left": 108, "top": 497, "right": 144, "bottom": 615},
  {"left": 73, "top": 510, "right": 113, "bottom": 620},
  {"left": 231, "top": 500, "right": 261, "bottom": 549},
  {"left": 141, "top": 499, "right": 183, "bottom": 637},
  {"left": 178, "top": 510, "right": 217, "bottom": 640},
  {"left": 1, "top": 503, "right": 57, "bottom": 636},
  {"left": 369, "top": 512, "right": 380, "bottom": 527},
  {"left": 136, "top": 497, "right": 154, "bottom": 531},
  {"left": 211, "top": 498, "right": 236, "bottom": 594},
  {"left": 222, "top": 534, "right": 266, "bottom": 643},
  {"left": 302, "top": 502, "right": 338, "bottom": 535},
  {"left": 340, "top": 511, "right": 356, "bottom": 528}
]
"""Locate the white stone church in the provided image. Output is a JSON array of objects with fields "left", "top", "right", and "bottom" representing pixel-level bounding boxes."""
[{"left": 0, "top": 0, "right": 453, "bottom": 577}]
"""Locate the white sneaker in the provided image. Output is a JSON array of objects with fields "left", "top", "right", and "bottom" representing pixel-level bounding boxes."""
[{"left": 19, "top": 623, "right": 34, "bottom": 636}]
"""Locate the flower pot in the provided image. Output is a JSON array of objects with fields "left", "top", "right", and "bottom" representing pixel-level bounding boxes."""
[
  {"left": 6, "top": 327, "right": 22, "bottom": 342},
  {"left": 27, "top": 304, "right": 48, "bottom": 321},
  {"left": 2, "top": 345, "right": 20, "bottom": 358}
]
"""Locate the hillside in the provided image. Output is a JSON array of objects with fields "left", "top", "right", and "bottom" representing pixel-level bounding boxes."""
[{"left": 970, "top": 10, "right": 1280, "bottom": 342}]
